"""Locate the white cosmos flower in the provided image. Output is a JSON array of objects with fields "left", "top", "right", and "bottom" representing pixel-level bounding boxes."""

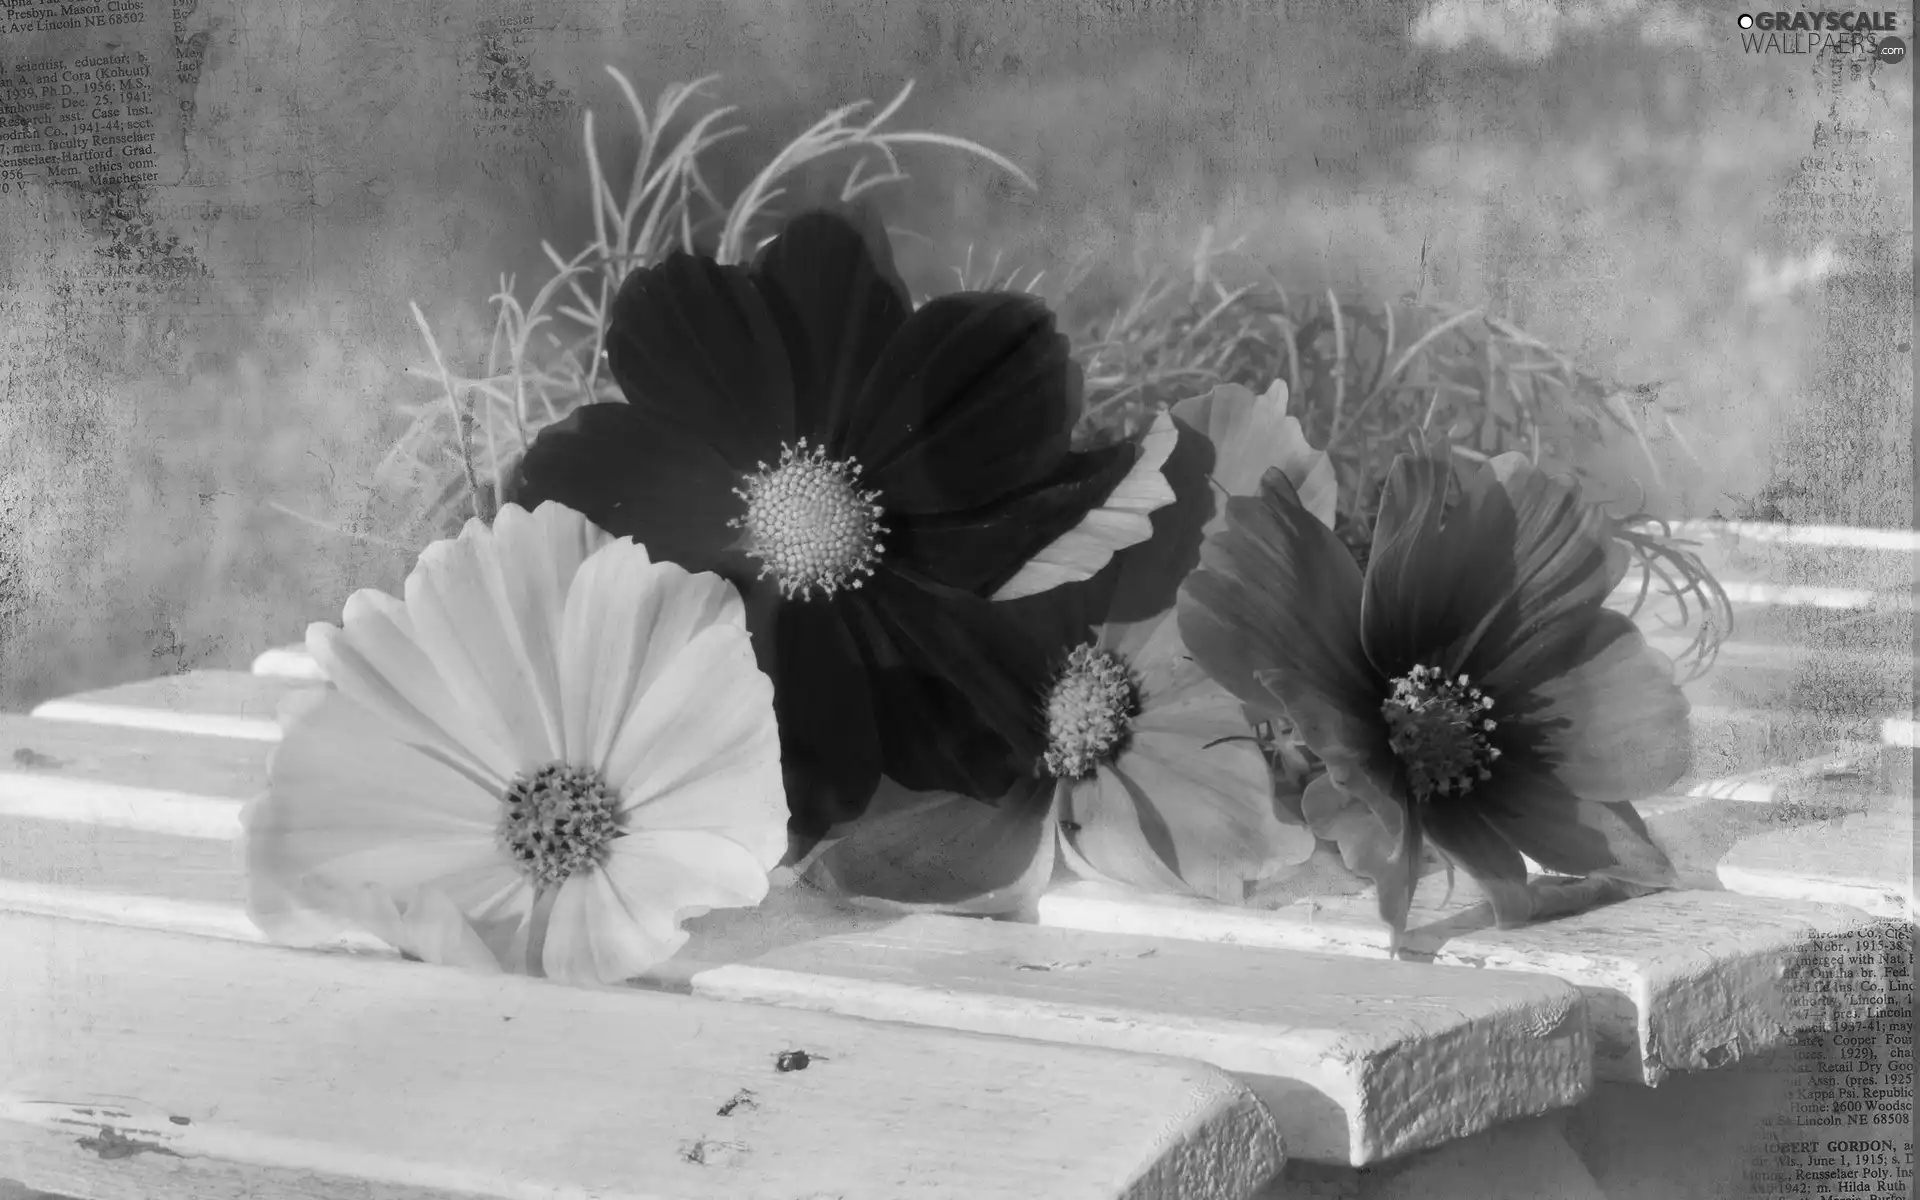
[{"left": 241, "top": 501, "right": 788, "bottom": 987}]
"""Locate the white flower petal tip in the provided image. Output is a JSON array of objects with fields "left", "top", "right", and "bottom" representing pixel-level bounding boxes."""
[{"left": 989, "top": 409, "right": 1182, "bottom": 600}]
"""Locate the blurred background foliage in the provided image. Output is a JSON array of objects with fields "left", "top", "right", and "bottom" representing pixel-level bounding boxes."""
[{"left": 0, "top": 0, "right": 1909, "bottom": 708}]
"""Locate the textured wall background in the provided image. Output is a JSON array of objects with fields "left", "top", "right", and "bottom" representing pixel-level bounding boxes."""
[{"left": 0, "top": 0, "right": 1911, "bottom": 709}]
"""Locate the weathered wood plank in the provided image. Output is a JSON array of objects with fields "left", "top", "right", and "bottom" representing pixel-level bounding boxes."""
[
  {"left": 0, "top": 805, "right": 908, "bottom": 992},
  {"left": 1717, "top": 810, "right": 1916, "bottom": 920},
  {"left": 1, "top": 912, "right": 1284, "bottom": 1200},
  {"left": 30, "top": 671, "right": 313, "bottom": 742},
  {"left": 1036, "top": 880, "right": 1902, "bottom": 1087},
  {"left": 693, "top": 913, "right": 1593, "bottom": 1166},
  {"left": 0, "top": 715, "right": 261, "bottom": 838}
]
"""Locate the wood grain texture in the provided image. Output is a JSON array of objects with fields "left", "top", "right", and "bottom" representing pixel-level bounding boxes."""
[
  {"left": 30, "top": 671, "right": 316, "bottom": 742},
  {"left": 1717, "top": 810, "right": 1916, "bottom": 919},
  {"left": 1, "top": 912, "right": 1285, "bottom": 1200},
  {"left": 1038, "top": 880, "right": 1904, "bottom": 1086},
  {"left": 692, "top": 913, "right": 1592, "bottom": 1166},
  {"left": 0, "top": 715, "right": 266, "bottom": 839}
]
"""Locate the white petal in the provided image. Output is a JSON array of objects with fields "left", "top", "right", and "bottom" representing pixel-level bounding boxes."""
[
  {"left": 542, "top": 831, "right": 773, "bottom": 985},
  {"left": 244, "top": 691, "right": 510, "bottom": 936},
  {"left": 309, "top": 593, "right": 516, "bottom": 787},
  {"left": 553, "top": 542, "right": 746, "bottom": 771},
  {"left": 392, "top": 886, "right": 507, "bottom": 972},
  {"left": 603, "top": 624, "right": 786, "bottom": 872},
  {"left": 990, "top": 409, "right": 1179, "bottom": 600},
  {"left": 401, "top": 511, "right": 583, "bottom": 772}
]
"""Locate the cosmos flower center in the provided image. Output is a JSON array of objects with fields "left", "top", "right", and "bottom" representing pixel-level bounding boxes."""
[
  {"left": 729, "top": 439, "right": 887, "bottom": 601},
  {"left": 1042, "top": 643, "right": 1143, "bottom": 780},
  {"left": 497, "top": 762, "right": 625, "bottom": 887},
  {"left": 1381, "top": 664, "right": 1503, "bottom": 801}
]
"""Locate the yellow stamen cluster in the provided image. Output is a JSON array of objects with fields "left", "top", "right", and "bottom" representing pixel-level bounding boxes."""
[
  {"left": 1381, "top": 664, "right": 1502, "bottom": 801},
  {"left": 730, "top": 439, "right": 886, "bottom": 601},
  {"left": 498, "top": 763, "right": 625, "bottom": 886},
  {"left": 1041, "top": 644, "right": 1142, "bottom": 780}
]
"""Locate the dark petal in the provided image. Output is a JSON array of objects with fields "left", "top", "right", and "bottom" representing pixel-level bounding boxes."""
[
  {"left": 1467, "top": 760, "right": 1677, "bottom": 889},
  {"left": 751, "top": 208, "right": 912, "bottom": 447},
  {"left": 888, "top": 441, "right": 1137, "bottom": 596},
  {"left": 839, "top": 571, "right": 1053, "bottom": 799},
  {"left": 1102, "top": 412, "right": 1216, "bottom": 622},
  {"left": 603, "top": 251, "right": 794, "bottom": 468},
  {"left": 986, "top": 411, "right": 1180, "bottom": 603},
  {"left": 1525, "top": 609, "right": 1691, "bottom": 802},
  {"left": 1420, "top": 798, "right": 1537, "bottom": 928},
  {"left": 851, "top": 292, "right": 1075, "bottom": 513},
  {"left": 753, "top": 596, "right": 882, "bottom": 839},
  {"left": 805, "top": 776, "right": 1060, "bottom": 916},
  {"left": 505, "top": 402, "right": 746, "bottom": 574},
  {"left": 1360, "top": 454, "right": 1516, "bottom": 680},
  {"left": 1301, "top": 773, "right": 1427, "bottom": 949},
  {"left": 1177, "top": 467, "right": 1382, "bottom": 730},
  {"left": 1451, "top": 454, "right": 1621, "bottom": 697}
]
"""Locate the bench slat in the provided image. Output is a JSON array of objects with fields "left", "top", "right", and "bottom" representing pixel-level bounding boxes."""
[
  {"left": 1, "top": 912, "right": 1283, "bottom": 1200},
  {"left": 1037, "top": 880, "right": 1902, "bottom": 1086},
  {"left": 1717, "top": 810, "right": 1916, "bottom": 919},
  {"left": 693, "top": 912, "right": 1592, "bottom": 1166},
  {"left": 30, "top": 670, "right": 314, "bottom": 742}
]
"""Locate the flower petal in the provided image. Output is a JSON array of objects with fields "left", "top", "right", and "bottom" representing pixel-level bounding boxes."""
[
  {"left": 1525, "top": 610, "right": 1691, "bottom": 803},
  {"left": 751, "top": 209, "right": 912, "bottom": 445},
  {"left": 244, "top": 691, "right": 513, "bottom": 942},
  {"left": 399, "top": 517, "right": 568, "bottom": 772},
  {"left": 1178, "top": 467, "right": 1385, "bottom": 750},
  {"left": 603, "top": 250, "right": 794, "bottom": 467},
  {"left": 1170, "top": 380, "right": 1337, "bottom": 534},
  {"left": 1100, "top": 411, "right": 1219, "bottom": 623},
  {"left": 1469, "top": 760, "right": 1677, "bottom": 889},
  {"left": 847, "top": 571, "right": 1053, "bottom": 800},
  {"left": 506, "top": 401, "right": 750, "bottom": 576},
  {"left": 804, "top": 776, "right": 1060, "bottom": 916},
  {"left": 1465, "top": 455, "right": 1622, "bottom": 696},
  {"left": 599, "top": 616, "right": 787, "bottom": 873},
  {"left": 307, "top": 596, "right": 516, "bottom": 789},
  {"left": 853, "top": 292, "right": 1076, "bottom": 513},
  {"left": 1086, "top": 727, "right": 1315, "bottom": 902},
  {"left": 989, "top": 409, "right": 1179, "bottom": 600},
  {"left": 363, "top": 885, "right": 505, "bottom": 973},
  {"left": 554, "top": 540, "right": 749, "bottom": 781},
  {"left": 1420, "top": 797, "right": 1537, "bottom": 928},
  {"left": 542, "top": 830, "right": 776, "bottom": 985},
  {"left": 886, "top": 441, "right": 1138, "bottom": 596},
  {"left": 1300, "top": 773, "right": 1428, "bottom": 949},
  {"left": 755, "top": 597, "right": 883, "bottom": 838},
  {"left": 1057, "top": 769, "right": 1189, "bottom": 895},
  {"left": 1360, "top": 453, "right": 1516, "bottom": 680}
]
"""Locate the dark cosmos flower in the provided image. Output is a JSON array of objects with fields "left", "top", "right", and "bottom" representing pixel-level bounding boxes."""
[
  {"left": 506, "top": 208, "right": 1171, "bottom": 844},
  {"left": 806, "top": 382, "right": 1331, "bottom": 914},
  {"left": 1177, "top": 451, "right": 1688, "bottom": 947}
]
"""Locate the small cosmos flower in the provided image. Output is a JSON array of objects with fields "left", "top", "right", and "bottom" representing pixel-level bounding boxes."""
[
  {"left": 1177, "top": 452, "right": 1687, "bottom": 949},
  {"left": 240, "top": 502, "right": 789, "bottom": 987},
  {"left": 806, "top": 382, "right": 1333, "bottom": 911},
  {"left": 507, "top": 208, "right": 1173, "bottom": 842}
]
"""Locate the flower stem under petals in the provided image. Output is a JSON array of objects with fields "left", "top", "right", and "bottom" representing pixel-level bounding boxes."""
[{"left": 525, "top": 885, "right": 559, "bottom": 978}]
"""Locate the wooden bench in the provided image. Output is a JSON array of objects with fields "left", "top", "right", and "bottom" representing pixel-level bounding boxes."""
[{"left": 6, "top": 518, "right": 1915, "bottom": 1199}]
